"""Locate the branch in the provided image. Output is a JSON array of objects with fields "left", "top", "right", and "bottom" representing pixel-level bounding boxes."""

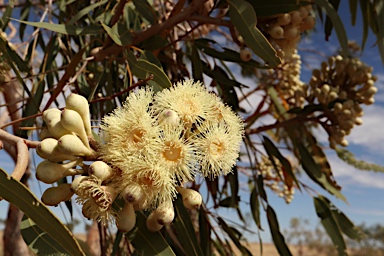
[{"left": 0, "top": 129, "right": 38, "bottom": 181}]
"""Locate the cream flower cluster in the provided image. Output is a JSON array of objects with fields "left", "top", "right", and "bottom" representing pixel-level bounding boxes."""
[
  {"left": 308, "top": 55, "right": 377, "bottom": 148},
  {"left": 258, "top": 5, "right": 315, "bottom": 57},
  {"left": 36, "top": 80, "right": 244, "bottom": 233}
]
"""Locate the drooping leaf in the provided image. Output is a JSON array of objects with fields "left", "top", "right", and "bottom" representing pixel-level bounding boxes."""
[
  {"left": 217, "top": 217, "right": 252, "bottom": 256},
  {"left": 349, "top": 0, "right": 358, "bottom": 25},
  {"left": 199, "top": 207, "right": 212, "bottom": 256},
  {"left": 0, "top": 168, "right": 84, "bottom": 255},
  {"left": 127, "top": 50, "right": 172, "bottom": 92},
  {"left": 228, "top": 0, "right": 280, "bottom": 67},
  {"left": 324, "top": 0, "right": 341, "bottom": 40},
  {"left": 314, "top": 196, "right": 347, "bottom": 256},
  {"left": 336, "top": 147, "right": 384, "bottom": 172},
  {"left": 246, "top": 0, "right": 310, "bottom": 17},
  {"left": 190, "top": 44, "right": 203, "bottom": 81},
  {"left": 126, "top": 212, "right": 175, "bottom": 255},
  {"left": 67, "top": 0, "right": 109, "bottom": 25},
  {"left": 101, "top": 22, "right": 132, "bottom": 46},
  {"left": 266, "top": 206, "right": 292, "bottom": 256},
  {"left": 313, "top": 0, "right": 349, "bottom": 57},
  {"left": 358, "top": 0, "right": 370, "bottom": 50},
  {"left": 1, "top": 5, "right": 13, "bottom": 30},
  {"left": 132, "top": 0, "right": 157, "bottom": 25},
  {"left": 173, "top": 197, "right": 204, "bottom": 256},
  {"left": 250, "top": 187, "right": 262, "bottom": 229},
  {"left": 12, "top": 19, "right": 103, "bottom": 35}
]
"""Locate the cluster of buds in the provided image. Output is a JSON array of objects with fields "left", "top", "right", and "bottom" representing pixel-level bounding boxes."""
[
  {"left": 257, "top": 156, "right": 295, "bottom": 204},
  {"left": 37, "top": 94, "right": 97, "bottom": 206},
  {"left": 258, "top": 5, "right": 315, "bottom": 57},
  {"left": 263, "top": 50, "right": 307, "bottom": 108},
  {"left": 308, "top": 55, "right": 377, "bottom": 148},
  {"left": 36, "top": 80, "right": 244, "bottom": 233}
]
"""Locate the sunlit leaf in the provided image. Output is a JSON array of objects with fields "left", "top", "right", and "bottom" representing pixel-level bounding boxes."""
[
  {"left": 0, "top": 168, "right": 84, "bottom": 255},
  {"left": 218, "top": 217, "right": 252, "bottom": 256},
  {"left": 12, "top": 19, "right": 103, "bottom": 35},
  {"left": 314, "top": 196, "right": 347, "bottom": 256},
  {"left": 101, "top": 22, "right": 132, "bottom": 46},
  {"left": 68, "top": 0, "right": 109, "bottom": 25},
  {"left": 228, "top": 0, "right": 280, "bottom": 67},
  {"left": 132, "top": 0, "right": 157, "bottom": 25}
]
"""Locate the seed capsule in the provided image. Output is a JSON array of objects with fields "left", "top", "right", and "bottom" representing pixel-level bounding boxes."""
[
  {"left": 46, "top": 116, "right": 73, "bottom": 140},
  {"left": 36, "top": 159, "right": 83, "bottom": 184},
  {"left": 121, "top": 184, "right": 145, "bottom": 204},
  {"left": 41, "top": 184, "right": 74, "bottom": 206},
  {"left": 154, "top": 200, "right": 175, "bottom": 225},
  {"left": 146, "top": 211, "right": 164, "bottom": 232},
  {"left": 240, "top": 49, "right": 252, "bottom": 62},
  {"left": 117, "top": 203, "right": 136, "bottom": 233}
]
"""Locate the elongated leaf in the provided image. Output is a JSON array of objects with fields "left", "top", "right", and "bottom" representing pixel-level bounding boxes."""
[
  {"left": 228, "top": 0, "right": 280, "bottom": 67},
  {"left": 191, "top": 44, "right": 203, "bottom": 81},
  {"left": 133, "top": 0, "right": 157, "bottom": 25},
  {"left": 359, "top": 0, "right": 370, "bottom": 50},
  {"left": 250, "top": 187, "right": 262, "bottom": 229},
  {"left": 247, "top": 0, "right": 309, "bottom": 17},
  {"left": 199, "top": 207, "right": 212, "bottom": 256},
  {"left": 68, "top": 0, "right": 109, "bottom": 25},
  {"left": 324, "top": 0, "right": 341, "bottom": 40},
  {"left": 101, "top": 22, "right": 132, "bottom": 46},
  {"left": 12, "top": 19, "right": 103, "bottom": 35},
  {"left": 126, "top": 212, "right": 175, "bottom": 255},
  {"left": 349, "top": 0, "right": 358, "bottom": 25},
  {"left": 0, "top": 168, "right": 84, "bottom": 255},
  {"left": 173, "top": 197, "right": 204, "bottom": 256},
  {"left": 266, "top": 206, "right": 292, "bottom": 256},
  {"left": 314, "top": 196, "right": 347, "bottom": 256},
  {"left": 194, "top": 39, "right": 264, "bottom": 68},
  {"left": 262, "top": 136, "right": 299, "bottom": 189},
  {"left": 1, "top": 5, "right": 12, "bottom": 30},
  {"left": 297, "top": 143, "right": 347, "bottom": 202},
  {"left": 218, "top": 218, "right": 252, "bottom": 256},
  {"left": 314, "top": 0, "right": 349, "bottom": 57},
  {"left": 127, "top": 50, "right": 172, "bottom": 91}
]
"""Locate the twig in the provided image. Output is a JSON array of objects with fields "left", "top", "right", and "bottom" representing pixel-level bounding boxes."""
[{"left": 0, "top": 129, "right": 38, "bottom": 182}]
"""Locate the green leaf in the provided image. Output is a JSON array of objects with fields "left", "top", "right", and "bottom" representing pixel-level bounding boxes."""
[
  {"left": 194, "top": 39, "right": 265, "bottom": 68},
  {"left": 297, "top": 143, "right": 347, "bottom": 202},
  {"left": 349, "top": 0, "right": 358, "bottom": 25},
  {"left": 101, "top": 22, "right": 132, "bottom": 46},
  {"left": 324, "top": 0, "right": 341, "bottom": 40},
  {"left": 1, "top": 5, "right": 13, "bottom": 30},
  {"left": 173, "top": 197, "right": 204, "bottom": 256},
  {"left": 228, "top": 0, "right": 280, "bottom": 67},
  {"left": 262, "top": 136, "right": 300, "bottom": 189},
  {"left": 68, "top": 0, "right": 109, "bottom": 25},
  {"left": 250, "top": 187, "right": 262, "bottom": 229},
  {"left": 359, "top": 0, "right": 370, "bottom": 50},
  {"left": 247, "top": 0, "right": 309, "bottom": 17},
  {"left": 313, "top": 0, "right": 349, "bottom": 57},
  {"left": 127, "top": 50, "right": 172, "bottom": 91},
  {"left": 218, "top": 217, "right": 252, "bottom": 256},
  {"left": 314, "top": 196, "right": 347, "bottom": 256},
  {"left": 199, "top": 207, "right": 212, "bottom": 256},
  {"left": 132, "top": 0, "right": 157, "bottom": 25},
  {"left": 266, "top": 206, "right": 292, "bottom": 256},
  {"left": 335, "top": 147, "right": 384, "bottom": 173},
  {"left": 0, "top": 168, "right": 84, "bottom": 255},
  {"left": 191, "top": 44, "right": 203, "bottom": 81},
  {"left": 12, "top": 19, "right": 103, "bottom": 35},
  {"left": 126, "top": 212, "right": 175, "bottom": 255}
]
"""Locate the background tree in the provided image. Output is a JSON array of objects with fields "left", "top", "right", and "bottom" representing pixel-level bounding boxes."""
[{"left": 0, "top": 0, "right": 383, "bottom": 255}]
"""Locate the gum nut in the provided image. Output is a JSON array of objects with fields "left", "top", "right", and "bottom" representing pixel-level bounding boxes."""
[
  {"left": 65, "top": 94, "right": 93, "bottom": 136},
  {"left": 41, "top": 184, "right": 74, "bottom": 206},
  {"left": 117, "top": 203, "right": 136, "bottom": 233},
  {"left": 36, "top": 159, "right": 82, "bottom": 184},
  {"left": 61, "top": 109, "right": 90, "bottom": 148},
  {"left": 176, "top": 186, "right": 203, "bottom": 209},
  {"left": 47, "top": 117, "right": 73, "bottom": 139},
  {"left": 58, "top": 134, "right": 94, "bottom": 156},
  {"left": 71, "top": 176, "right": 90, "bottom": 192},
  {"left": 269, "top": 25, "right": 284, "bottom": 39},
  {"left": 240, "top": 49, "right": 252, "bottom": 62},
  {"left": 42, "top": 108, "right": 61, "bottom": 123},
  {"left": 36, "top": 138, "right": 77, "bottom": 162},
  {"left": 276, "top": 13, "right": 291, "bottom": 26},
  {"left": 88, "top": 161, "right": 113, "bottom": 181},
  {"left": 146, "top": 212, "right": 163, "bottom": 232}
]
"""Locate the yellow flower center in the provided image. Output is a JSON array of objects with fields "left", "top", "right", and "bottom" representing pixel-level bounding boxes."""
[
  {"left": 163, "top": 142, "right": 182, "bottom": 162},
  {"left": 209, "top": 140, "right": 224, "bottom": 157},
  {"left": 128, "top": 128, "right": 145, "bottom": 144}
]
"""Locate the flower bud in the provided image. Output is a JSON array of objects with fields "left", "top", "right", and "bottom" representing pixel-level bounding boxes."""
[
  {"left": 42, "top": 108, "right": 61, "bottom": 123},
  {"left": 65, "top": 94, "right": 93, "bottom": 137},
  {"left": 284, "top": 26, "right": 300, "bottom": 40},
  {"left": 36, "top": 138, "right": 77, "bottom": 162},
  {"left": 146, "top": 212, "right": 163, "bottom": 232},
  {"left": 71, "top": 176, "right": 90, "bottom": 193},
  {"left": 88, "top": 161, "right": 113, "bottom": 181},
  {"left": 39, "top": 128, "right": 52, "bottom": 140},
  {"left": 240, "top": 49, "right": 252, "bottom": 62},
  {"left": 158, "top": 109, "right": 180, "bottom": 126},
  {"left": 58, "top": 134, "right": 95, "bottom": 156},
  {"left": 61, "top": 109, "right": 91, "bottom": 149},
  {"left": 117, "top": 203, "right": 136, "bottom": 233},
  {"left": 121, "top": 184, "right": 145, "bottom": 204},
  {"left": 41, "top": 184, "right": 74, "bottom": 206},
  {"left": 269, "top": 25, "right": 284, "bottom": 39},
  {"left": 276, "top": 13, "right": 291, "bottom": 26},
  {"left": 154, "top": 200, "right": 175, "bottom": 225},
  {"left": 36, "top": 159, "right": 83, "bottom": 184},
  {"left": 46, "top": 116, "right": 73, "bottom": 140},
  {"left": 176, "top": 187, "right": 202, "bottom": 209}
]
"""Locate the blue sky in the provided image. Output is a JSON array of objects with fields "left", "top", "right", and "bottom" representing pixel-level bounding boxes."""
[{"left": 0, "top": 0, "right": 384, "bottom": 246}]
